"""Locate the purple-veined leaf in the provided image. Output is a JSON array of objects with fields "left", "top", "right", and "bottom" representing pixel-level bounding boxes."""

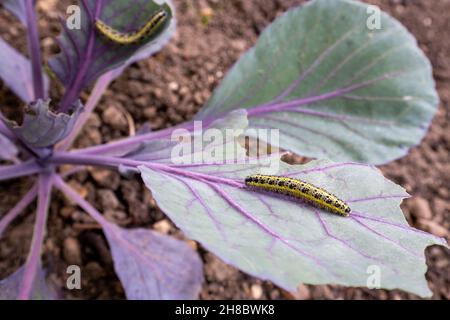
[
  {"left": 0, "top": 38, "right": 49, "bottom": 103},
  {"left": 0, "top": 160, "right": 42, "bottom": 182},
  {"left": 3, "top": 99, "right": 84, "bottom": 148},
  {"left": 118, "top": 109, "right": 249, "bottom": 176},
  {"left": 103, "top": 222, "right": 203, "bottom": 300},
  {"left": 49, "top": 0, "right": 173, "bottom": 111},
  {"left": 0, "top": 132, "right": 18, "bottom": 161},
  {"left": 196, "top": 0, "right": 439, "bottom": 165},
  {"left": 140, "top": 157, "right": 448, "bottom": 297},
  {"left": 122, "top": 109, "right": 248, "bottom": 164},
  {"left": 54, "top": 176, "right": 203, "bottom": 300},
  {"left": 0, "top": 0, "right": 35, "bottom": 25},
  {"left": 121, "top": 139, "right": 178, "bottom": 165},
  {"left": 0, "top": 265, "right": 58, "bottom": 300}
]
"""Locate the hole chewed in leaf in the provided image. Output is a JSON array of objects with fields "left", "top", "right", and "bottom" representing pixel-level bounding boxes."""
[{"left": 3, "top": 99, "right": 84, "bottom": 148}]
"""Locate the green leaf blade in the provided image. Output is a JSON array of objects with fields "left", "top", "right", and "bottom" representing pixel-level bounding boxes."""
[
  {"left": 140, "top": 159, "right": 446, "bottom": 297},
  {"left": 196, "top": 0, "right": 438, "bottom": 164}
]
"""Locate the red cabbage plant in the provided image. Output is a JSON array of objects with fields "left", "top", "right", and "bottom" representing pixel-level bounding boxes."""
[{"left": 0, "top": 0, "right": 447, "bottom": 299}]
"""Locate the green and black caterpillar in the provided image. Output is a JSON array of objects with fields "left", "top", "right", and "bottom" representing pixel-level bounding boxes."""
[
  {"left": 95, "top": 9, "right": 168, "bottom": 45},
  {"left": 245, "top": 174, "right": 351, "bottom": 217}
]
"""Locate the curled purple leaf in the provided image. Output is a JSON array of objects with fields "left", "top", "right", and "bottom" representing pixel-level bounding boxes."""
[{"left": 4, "top": 99, "right": 84, "bottom": 148}]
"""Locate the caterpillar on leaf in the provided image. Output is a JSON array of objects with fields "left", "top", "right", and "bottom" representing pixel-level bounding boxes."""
[
  {"left": 245, "top": 174, "right": 351, "bottom": 217},
  {"left": 95, "top": 9, "right": 169, "bottom": 45}
]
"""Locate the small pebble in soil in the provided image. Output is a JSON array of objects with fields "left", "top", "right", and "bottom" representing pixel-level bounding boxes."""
[
  {"left": 417, "top": 219, "right": 449, "bottom": 238},
  {"left": 205, "top": 253, "right": 239, "bottom": 283},
  {"left": 409, "top": 196, "right": 433, "bottom": 219},
  {"left": 135, "top": 96, "right": 149, "bottom": 108},
  {"left": 102, "top": 104, "right": 128, "bottom": 131},
  {"left": 81, "top": 128, "right": 102, "bottom": 146},
  {"left": 423, "top": 17, "right": 432, "bottom": 27},
  {"left": 153, "top": 219, "right": 172, "bottom": 234},
  {"left": 143, "top": 106, "right": 157, "bottom": 120},
  {"left": 89, "top": 169, "right": 120, "bottom": 190},
  {"left": 251, "top": 284, "right": 263, "bottom": 299},
  {"left": 186, "top": 240, "right": 198, "bottom": 251},
  {"left": 104, "top": 210, "right": 130, "bottom": 225},
  {"left": 433, "top": 198, "right": 449, "bottom": 217},
  {"left": 435, "top": 257, "right": 449, "bottom": 269},
  {"left": 97, "top": 189, "right": 120, "bottom": 211},
  {"left": 63, "top": 237, "right": 82, "bottom": 266},
  {"left": 295, "top": 284, "right": 311, "bottom": 300},
  {"left": 168, "top": 81, "right": 179, "bottom": 91}
]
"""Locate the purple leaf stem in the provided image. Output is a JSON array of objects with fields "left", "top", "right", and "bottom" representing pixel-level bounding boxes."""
[
  {"left": 72, "top": 108, "right": 226, "bottom": 156},
  {"left": 57, "top": 71, "right": 114, "bottom": 151},
  {"left": 49, "top": 152, "right": 243, "bottom": 188},
  {"left": 24, "top": 0, "right": 44, "bottom": 100},
  {"left": 17, "top": 173, "right": 53, "bottom": 300},
  {"left": 73, "top": 122, "right": 196, "bottom": 156},
  {"left": 53, "top": 175, "right": 106, "bottom": 225},
  {"left": 0, "top": 160, "right": 42, "bottom": 181},
  {"left": 60, "top": 165, "right": 86, "bottom": 178},
  {"left": 0, "top": 183, "right": 37, "bottom": 237},
  {"left": 247, "top": 71, "right": 404, "bottom": 117},
  {"left": 58, "top": 0, "right": 103, "bottom": 112}
]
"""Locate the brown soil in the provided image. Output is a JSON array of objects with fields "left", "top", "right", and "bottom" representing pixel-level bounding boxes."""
[{"left": 0, "top": 0, "right": 449, "bottom": 300}]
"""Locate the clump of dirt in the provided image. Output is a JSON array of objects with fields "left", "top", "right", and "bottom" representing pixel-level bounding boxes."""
[{"left": 0, "top": 0, "right": 448, "bottom": 299}]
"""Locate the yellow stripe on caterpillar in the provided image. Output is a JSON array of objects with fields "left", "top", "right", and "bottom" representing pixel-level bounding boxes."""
[
  {"left": 245, "top": 174, "right": 351, "bottom": 217},
  {"left": 95, "top": 9, "right": 168, "bottom": 45}
]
